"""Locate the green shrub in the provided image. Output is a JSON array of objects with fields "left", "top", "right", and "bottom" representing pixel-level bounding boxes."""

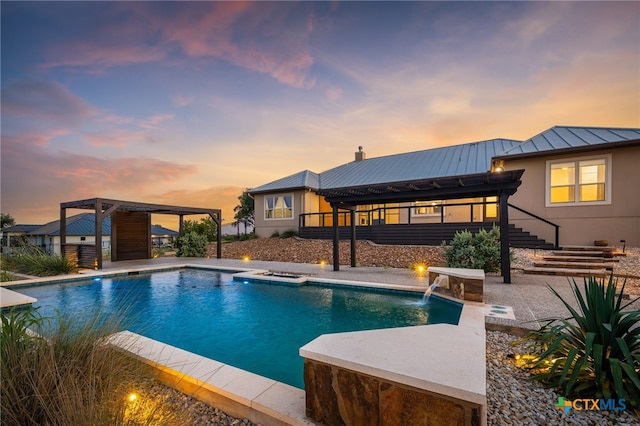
[
  {"left": 442, "top": 226, "right": 501, "bottom": 272},
  {"left": 1, "top": 246, "right": 78, "bottom": 276},
  {"left": 280, "top": 230, "right": 298, "bottom": 239},
  {"left": 270, "top": 231, "right": 280, "bottom": 238},
  {"left": 518, "top": 276, "right": 640, "bottom": 412},
  {"left": 176, "top": 231, "right": 208, "bottom": 257}
]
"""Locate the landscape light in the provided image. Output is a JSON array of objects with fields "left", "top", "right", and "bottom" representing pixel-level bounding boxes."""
[
  {"left": 242, "top": 255, "right": 250, "bottom": 262},
  {"left": 128, "top": 393, "right": 138, "bottom": 403}
]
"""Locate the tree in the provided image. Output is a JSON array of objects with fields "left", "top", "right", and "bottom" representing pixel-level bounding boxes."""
[
  {"left": 233, "top": 191, "right": 254, "bottom": 234},
  {"left": 182, "top": 217, "right": 217, "bottom": 243},
  {"left": 1, "top": 213, "right": 15, "bottom": 229}
]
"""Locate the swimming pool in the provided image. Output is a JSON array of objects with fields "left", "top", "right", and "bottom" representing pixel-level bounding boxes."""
[{"left": 17, "top": 268, "right": 462, "bottom": 389}]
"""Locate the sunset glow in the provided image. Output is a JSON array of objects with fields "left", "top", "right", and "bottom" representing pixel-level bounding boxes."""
[{"left": 2, "top": 1, "right": 638, "bottom": 228}]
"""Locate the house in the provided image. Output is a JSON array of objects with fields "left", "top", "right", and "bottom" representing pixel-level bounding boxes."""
[
  {"left": 0, "top": 224, "right": 41, "bottom": 254},
  {"left": 249, "top": 126, "right": 640, "bottom": 247},
  {"left": 1, "top": 213, "right": 178, "bottom": 255}
]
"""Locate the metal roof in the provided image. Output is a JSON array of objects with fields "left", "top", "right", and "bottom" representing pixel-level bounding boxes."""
[
  {"left": 319, "top": 138, "right": 522, "bottom": 189},
  {"left": 249, "top": 125, "right": 640, "bottom": 195},
  {"left": 496, "top": 126, "right": 640, "bottom": 158},
  {"left": 31, "top": 213, "right": 111, "bottom": 236},
  {"left": 1, "top": 224, "right": 41, "bottom": 233},
  {"left": 250, "top": 170, "right": 320, "bottom": 194},
  {"left": 249, "top": 139, "right": 521, "bottom": 194},
  {"left": 28, "top": 213, "right": 178, "bottom": 236}
]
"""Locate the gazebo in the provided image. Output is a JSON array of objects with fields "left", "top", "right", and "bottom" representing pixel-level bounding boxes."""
[{"left": 60, "top": 198, "right": 222, "bottom": 269}]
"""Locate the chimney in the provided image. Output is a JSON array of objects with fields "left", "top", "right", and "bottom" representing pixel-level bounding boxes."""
[{"left": 355, "top": 146, "right": 366, "bottom": 162}]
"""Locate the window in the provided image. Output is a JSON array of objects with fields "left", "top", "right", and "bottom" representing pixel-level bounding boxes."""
[
  {"left": 265, "top": 194, "right": 293, "bottom": 219},
  {"left": 547, "top": 155, "right": 610, "bottom": 206},
  {"left": 484, "top": 196, "right": 498, "bottom": 219},
  {"left": 413, "top": 201, "right": 442, "bottom": 216}
]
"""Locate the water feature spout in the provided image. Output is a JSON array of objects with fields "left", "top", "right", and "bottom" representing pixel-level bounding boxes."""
[{"left": 421, "top": 282, "right": 439, "bottom": 303}]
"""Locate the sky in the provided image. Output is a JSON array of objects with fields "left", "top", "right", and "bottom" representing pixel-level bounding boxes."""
[{"left": 2, "top": 1, "right": 639, "bottom": 229}]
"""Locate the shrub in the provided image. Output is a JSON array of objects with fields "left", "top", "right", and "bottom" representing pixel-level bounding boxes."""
[
  {"left": 280, "top": 230, "right": 298, "bottom": 239},
  {"left": 1, "top": 246, "right": 78, "bottom": 276},
  {"left": 270, "top": 231, "right": 280, "bottom": 238},
  {"left": 442, "top": 226, "right": 501, "bottom": 272},
  {"left": 518, "top": 276, "right": 640, "bottom": 412},
  {"left": 0, "top": 306, "right": 181, "bottom": 425},
  {"left": 176, "top": 231, "right": 208, "bottom": 257}
]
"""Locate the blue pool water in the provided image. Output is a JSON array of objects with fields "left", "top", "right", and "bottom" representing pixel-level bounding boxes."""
[{"left": 17, "top": 268, "right": 462, "bottom": 389}]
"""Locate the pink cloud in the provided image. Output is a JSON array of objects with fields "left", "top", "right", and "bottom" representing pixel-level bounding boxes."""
[
  {"left": 39, "top": 2, "right": 316, "bottom": 88},
  {"left": 139, "top": 114, "right": 174, "bottom": 130},
  {"left": 1, "top": 80, "right": 98, "bottom": 125},
  {"left": 82, "top": 129, "right": 157, "bottom": 147},
  {"left": 2, "top": 138, "right": 198, "bottom": 205}
]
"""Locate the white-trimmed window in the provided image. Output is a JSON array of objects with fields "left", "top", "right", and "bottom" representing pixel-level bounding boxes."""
[
  {"left": 546, "top": 155, "right": 611, "bottom": 206},
  {"left": 412, "top": 200, "right": 442, "bottom": 216},
  {"left": 264, "top": 194, "right": 293, "bottom": 219}
]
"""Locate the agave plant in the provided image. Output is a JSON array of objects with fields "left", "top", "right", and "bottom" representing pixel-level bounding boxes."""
[{"left": 519, "top": 275, "right": 640, "bottom": 411}]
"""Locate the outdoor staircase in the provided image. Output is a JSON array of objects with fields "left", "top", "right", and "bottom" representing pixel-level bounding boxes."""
[{"left": 522, "top": 245, "right": 625, "bottom": 278}]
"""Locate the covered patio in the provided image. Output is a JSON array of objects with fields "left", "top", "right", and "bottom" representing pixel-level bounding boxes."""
[
  {"left": 316, "top": 169, "right": 525, "bottom": 283},
  {"left": 60, "top": 198, "right": 222, "bottom": 269}
]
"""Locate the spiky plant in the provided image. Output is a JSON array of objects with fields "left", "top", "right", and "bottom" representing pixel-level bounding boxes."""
[{"left": 519, "top": 275, "right": 640, "bottom": 412}]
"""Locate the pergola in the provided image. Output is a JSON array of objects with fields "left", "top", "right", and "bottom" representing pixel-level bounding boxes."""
[
  {"left": 60, "top": 198, "right": 222, "bottom": 269},
  {"left": 316, "top": 169, "right": 525, "bottom": 283}
]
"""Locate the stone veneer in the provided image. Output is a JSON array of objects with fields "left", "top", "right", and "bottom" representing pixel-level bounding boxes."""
[
  {"left": 427, "top": 267, "right": 485, "bottom": 302},
  {"left": 304, "top": 359, "right": 483, "bottom": 426}
]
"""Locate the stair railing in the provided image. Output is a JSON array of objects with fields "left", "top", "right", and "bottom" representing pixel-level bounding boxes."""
[{"left": 508, "top": 203, "right": 560, "bottom": 249}]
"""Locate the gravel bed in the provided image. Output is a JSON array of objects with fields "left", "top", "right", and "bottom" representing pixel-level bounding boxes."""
[{"left": 487, "top": 331, "right": 639, "bottom": 426}]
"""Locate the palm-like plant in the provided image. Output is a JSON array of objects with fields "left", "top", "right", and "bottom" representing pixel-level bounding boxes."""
[{"left": 519, "top": 275, "right": 640, "bottom": 412}]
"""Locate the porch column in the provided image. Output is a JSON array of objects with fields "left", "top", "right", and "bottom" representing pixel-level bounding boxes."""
[
  {"left": 350, "top": 209, "right": 356, "bottom": 267},
  {"left": 60, "top": 206, "right": 66, "bottom": 252},
  {"left": 499, "top": 190, "right": 511, "bottom": 283},
  {"left": 332, "top": 204, "right": 340, "bottom": 271},
  {"left": 95, "top": 200, "right": 103, "bottom": 270}
]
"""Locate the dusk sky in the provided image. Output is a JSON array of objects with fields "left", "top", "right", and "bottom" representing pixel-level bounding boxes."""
[{"left": 2, "top": 1, "right": 639, "bottom": 229}]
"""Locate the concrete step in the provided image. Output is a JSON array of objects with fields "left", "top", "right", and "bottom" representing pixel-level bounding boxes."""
[
  {"left": 522, "top": 267, "right": 608, "bottom": 277},
  {"left": 543, "top": 255, "right": 620, "bottom": 262},
  {"left": 534, "top": 261, "right": 615, "bottom": 270},
  {"left": 552, "top": 250, "right": 612, "bottom": 257},
  {"left": 560, "top": 246, "right": 626, "bottom": 256},
  {"left": 561, "top": 245, "right": 615, "bottom": 251}
]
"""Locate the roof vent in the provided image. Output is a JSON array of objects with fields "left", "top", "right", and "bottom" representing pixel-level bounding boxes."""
[{"left": 355, "top": 146, "right": 366, "bottom": 162}]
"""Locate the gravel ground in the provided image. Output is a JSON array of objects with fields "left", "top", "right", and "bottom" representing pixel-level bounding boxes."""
[{"left": 155, "top": 238, "right": 640, "bottom": 424}]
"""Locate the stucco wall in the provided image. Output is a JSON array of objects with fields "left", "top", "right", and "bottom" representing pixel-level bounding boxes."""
[
  {"left": 253, "top": 190, "right": 320, "bottom": 238},
  {"left": 505, "top": 145, "right": 640, "bottom": 247}
]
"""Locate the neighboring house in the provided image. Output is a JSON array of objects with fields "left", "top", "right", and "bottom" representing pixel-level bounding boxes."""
[
  {"left": 220, "top": 221, "right": 255, "bottom": 237},
  {"left": 0, "top": 224, "right": 41, "bottom": 254},
  {"left": 249, "top": 126, "right": 640, "bottom": 247},
  {"left": 1, "top": 213, "right": 178, "bottom": 255}
]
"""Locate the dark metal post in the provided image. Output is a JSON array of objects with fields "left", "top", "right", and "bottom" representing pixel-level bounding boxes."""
[
  {"left": 332, "top": 204, "right": 340, "bottom": 271},
  {"left": 350, "top": 209, "right": 356, "bottom": 267},
  {"left": 216, "top": 213, "right": 222, "bottom": 259},
  {"left": 499, "top": 190, "right": 511, "bottom": 283},
  {"left": 60, "top": 206, "right": 66, "bottom": 253},
  {"left": 95, "top": 200, "right": 103, "bottom": 270}
]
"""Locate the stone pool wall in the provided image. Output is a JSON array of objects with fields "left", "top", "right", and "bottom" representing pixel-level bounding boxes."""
[{"left": 304, "top": 359, "right": 483, "bottom": 426}]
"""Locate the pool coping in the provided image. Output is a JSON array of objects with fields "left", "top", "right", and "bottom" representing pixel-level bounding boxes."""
[{"left": 2, "top": 264, "right": 487, "bottom": 425}]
